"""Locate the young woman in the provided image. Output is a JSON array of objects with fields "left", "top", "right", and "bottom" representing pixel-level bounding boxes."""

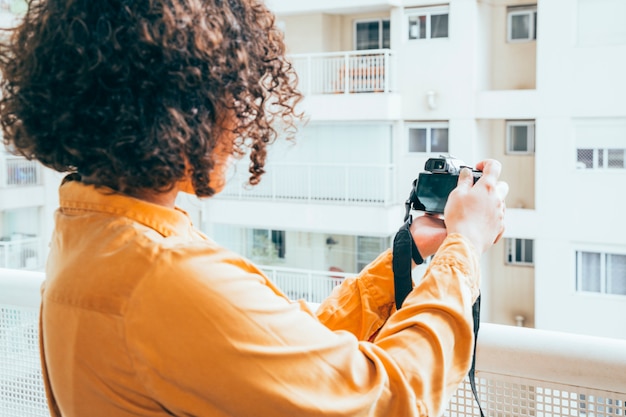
[{"left": 0, "top": 1, "right": 506, "bottom": 416}]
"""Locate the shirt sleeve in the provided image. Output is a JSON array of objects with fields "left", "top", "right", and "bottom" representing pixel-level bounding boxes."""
[
  {"left": 316, "top": 249, "right": 397, "bottom": 341},
  {"left": 124, "top": 233, "right": 479, "bottom": 417}
]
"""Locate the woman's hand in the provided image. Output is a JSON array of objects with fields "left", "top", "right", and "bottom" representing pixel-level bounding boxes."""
[{"left": 444, "top": 159, "right": 508, "bottom": 255}]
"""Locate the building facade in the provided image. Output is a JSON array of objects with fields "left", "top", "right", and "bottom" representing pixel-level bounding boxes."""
[
  {"left": 200, "top": 0, "right": 626, "bottom": 339},
  {"left": 2, "top": 0, "right": 625, "bottom": 339}
]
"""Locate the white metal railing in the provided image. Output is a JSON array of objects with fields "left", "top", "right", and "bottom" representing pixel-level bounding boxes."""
[
  {"left": 260, "top": 265, "right": 349, "bottom": 304},
  {"left": 1, "top": 156, "right": 41, "bottom": 187},
  {"left": 290, "top": 49, "right": 397, "bottom": 95},
  {"left": 0, "top": 268, "right": 47, "bottom": 416},
  {"left": 2, "top": 268, "right": 626, "bottom": 417},
  {"left": 219, "top": 162, "right": 395, "bottom": 206},
  {"left": 0, "top": 238, "right": 42, "bottom": 270}
]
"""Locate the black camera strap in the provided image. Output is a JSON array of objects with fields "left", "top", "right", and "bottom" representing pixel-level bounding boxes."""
[
  {"left": 392, "top": 216, "right": 485, "bottom": 417},
  {"left": 392, "top": 216, "right": 424, "bottom": 308}
]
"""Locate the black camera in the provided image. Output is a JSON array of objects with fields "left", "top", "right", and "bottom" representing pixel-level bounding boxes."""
[{"left": 406, "top": 156, "right": 482, "bottom": 215}]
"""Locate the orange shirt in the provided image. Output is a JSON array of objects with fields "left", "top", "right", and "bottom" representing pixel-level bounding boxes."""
[{"left": 40, "top": 179, "right": 480, "bottom": 416}]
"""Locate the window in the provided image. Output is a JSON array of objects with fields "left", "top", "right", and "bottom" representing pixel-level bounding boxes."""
[
  {"left": 355, "top": 19, "right": 390, "bottom": 50},
  {"left": 357, "top": 236, "right": 388, "bottom": 271},
  {"left": 408, "top": 123, "right": 449, "bottom": 153},
  {"left": 506, "top": 238, "right": 534, "bottom": 265},
  {"left": 577, "top": 251, "right": 626, "bottom": 296},
  {"left": 507, "top": 5, "right": 537, "bottom": 42},
  {"left": 575, "top": 119, "right": 626, "bottom": 169},
  {"left": 407, "top": 5, "right": 449, "bottom": 40},
  {"left": 251, "top": 229, "right": 285, "bottom": 260},
  {"left": 5, "top": 155, "right": 41, "bottom": 186},
  {"left": 577, "top": 148, "right": 626, "bottom": 169},
  {"left": 0, "top": 206, "right": 41, "bottom": 269},
  {"left": 506, "top": 120, "right": 535, "bottom": 154}
]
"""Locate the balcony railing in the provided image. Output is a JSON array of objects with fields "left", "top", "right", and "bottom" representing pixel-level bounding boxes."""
[
  {"left": 0, "top": 269, "right": 48, "bottom": 415},
  {"left": 1, "top": 268, "right": 625, "bottom": 417},
  {"left": 220, "top": 162, "right": 395, "bottom": 206},
  {"left": 260, "top": 265, "right": 349, "bottom": 304},
  {"left": 0, "top": 156, "right": 41, "bottom": 187},
  {"left": 0, "top": 237, "right": 42, "bottom": 270},
  {"left": 290, "top": 49, "right": 397, "bottom": 95}
]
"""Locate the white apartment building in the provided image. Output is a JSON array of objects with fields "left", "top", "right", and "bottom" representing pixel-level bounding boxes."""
[
  {"left": 0, "top": 4, "right": 60, "bottom": 274},
  {"left": 199, "top": 0, "right": 626, "bottom": 340},
  {"left": 1, "top": 0, "right": 625, "bottom": 340}
]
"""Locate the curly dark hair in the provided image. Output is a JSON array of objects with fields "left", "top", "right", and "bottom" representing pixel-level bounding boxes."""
[{"left": 0, "top": 0, "right": 302, "bottom": 197}]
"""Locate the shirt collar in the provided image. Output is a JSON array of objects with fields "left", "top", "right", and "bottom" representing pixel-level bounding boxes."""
[{"left": 58, "top": 178, "right": 193, "bottom": 238}]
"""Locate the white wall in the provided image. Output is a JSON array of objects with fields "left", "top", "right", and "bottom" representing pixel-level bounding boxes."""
[
  {"left": 532, "top": 0, "right": 626, "bottom": 339},
  {"left": 269, "top": 122, "right": 393, "bottom": 165},
  {"left": 279, "top": 13, "right": 343, "bottom": 54},
  {"left": 396, "top": 2, "right": 479, "bottom": 119}
]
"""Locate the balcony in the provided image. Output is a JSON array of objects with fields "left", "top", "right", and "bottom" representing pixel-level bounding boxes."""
[
  {"left": 0, "top": 237, "right": 42, "bottom": 270},
  {"left": 0, "top": 156, "right": 46, "bottom": 211},
  {"left": 291, "top": 49, "right": 396, "bottom": 95},
  {"left": 289, "top": 49, "right": 402, "bottom": 121},
  {"left": 219, "top": 162, "right": 396, "bottom": 206},
  {"left": 2, "top": 268, "right": 625, "bottom": 416},
  {"left": 266, "top": 0, "right": 396, "bottom": 16},
  {"left": 260, "top": 265, "right": 348, "bottom": 303},
  {"left": 0, "top": 156, "right": 41, "bottom": 188}
]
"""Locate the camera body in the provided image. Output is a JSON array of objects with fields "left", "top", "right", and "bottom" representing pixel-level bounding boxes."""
[{"left": 408, "top": 156, "right": 482, "bottom": 214}]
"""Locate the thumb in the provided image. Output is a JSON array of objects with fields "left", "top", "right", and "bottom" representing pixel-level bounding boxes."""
[{"left": 455, "top": 167, "right": 473, "bottom": 191}]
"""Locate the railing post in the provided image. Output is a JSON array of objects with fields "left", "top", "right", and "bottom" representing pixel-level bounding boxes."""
[
  {"left": 0, "top": 153, "right": 6, "bottom": 188},
  {"left": 307, "top": 55, "right": 312, "bottom": 95},
  {"left": 386, "top": 165, "right": 393, "bottom": 205},
  {"left": 384, "top": 50, "right": 390, "bottom": 93},
  {"left": 307, "top": 165, "right": 311, "bottom": 202},
  {"left": 344, "top": 165, "right": 349, "bottom": 203},
  {"left": 238, "top": 170, "right": 243, "bottom": 200},
  {"left": 271, "top": 169, "right": 276, "bottom": 201},
  {"left": 1, "top": 243, "right": 6, "bottom": 268},
  {"left": 36, "top": 162, "right": 42, "bottom": 186},
  {"left": 344, "top": 53, "right": 350, "bottom": 94}
]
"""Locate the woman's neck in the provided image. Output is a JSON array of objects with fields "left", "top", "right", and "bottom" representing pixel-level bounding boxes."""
[{"left": 127, "top": 187, "right": 180, "bottom": 208}]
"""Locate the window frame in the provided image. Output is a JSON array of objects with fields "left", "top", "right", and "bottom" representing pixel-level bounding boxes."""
[
  {"left": 406, "top": 5, "right": 450, "bottom": 41},
  {"left": 353, "top": 18, "right": 391, "bottom": 51},
  {"left": 356, "top": 236, "right": 389, "bottom": 271},
  {"left": 576, "top": 148, "right": 626, "bottom": 170},
  {"left": 506, "top": 120, "right": 535, "bottom": 155},
  {"left": 507, "top": 6, "right": 538, "bottom": 43},
  {"left": 576, "top": 249, "right": 626, "bottom": 296},
  {"left": 506, "top": 238, "right": 534, "bottom": 266},
  {"left": 250, "top": 229, "right": 286, "bottom": 260},
  {"left": 407, "top": 122, "right": 450, "bottom": 154}
]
